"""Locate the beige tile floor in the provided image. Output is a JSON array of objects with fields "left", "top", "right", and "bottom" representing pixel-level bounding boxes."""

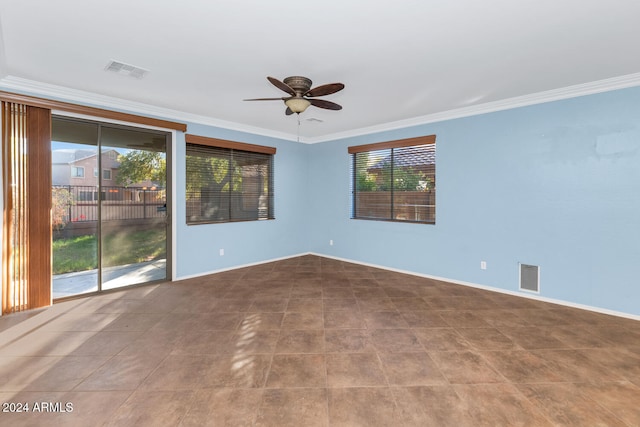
[{"left": 1, "top": 255, "right": 640, "bottom": 426}]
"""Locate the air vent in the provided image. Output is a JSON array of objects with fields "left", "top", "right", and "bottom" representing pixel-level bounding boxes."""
[
  {"left": 104, "top": 60, "right": 148, "bottom": 79},
  {"left": 519, "top": 263, "right": 540, "bottom": 293}
]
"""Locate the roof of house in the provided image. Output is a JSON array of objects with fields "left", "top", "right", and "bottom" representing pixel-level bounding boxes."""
[
  {"left": 367, "top": 146, "right": 436, "bottom": 171},
  {"left": 52, "top": 148, "right": 119, "bottom": 164}
]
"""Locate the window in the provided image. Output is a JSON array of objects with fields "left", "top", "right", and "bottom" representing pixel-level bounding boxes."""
[
  {"left": 93, "top": 167, "right": 98, "bottom": 177},
  {"left": 102, "top": 169, "right": 112, "bottom": 180},
  {"left": 78, "top": 191, "right": 94, "bottom": 201},
  {"left": 71, "top": 166, "right": 85, "bottom": 178},
  {"left": 185, "top": 134, "right": 275, "bottom": 224},
  {"left": 349, "top": 135, "right": 436, "bottom": 224}
]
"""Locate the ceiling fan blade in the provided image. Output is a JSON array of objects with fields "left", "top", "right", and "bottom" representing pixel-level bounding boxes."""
[
  {"left": 305, "top": 83, "right": 345, "bottom": 97},
  {"left": 285, "top": 107, "right": 294, "bottom": 116},
  {"left": 243, "top": 97, "right": 286, "bottom": 101},
  {"left": 309, "top": 98, "right": 342, "bottom": 110},
  {"left": 267, "top": 76, "right": 296, "bottom": 96}
]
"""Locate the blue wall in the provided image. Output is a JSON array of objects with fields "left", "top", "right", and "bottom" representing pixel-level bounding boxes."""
[
  {"left": 12, "top": 83, "right": 638, "bottom": 316},
  {"left": 174, "top": 124, "right": 310, "bottom": 278},
  {"left": 307, "top": 87, "right": 640, "bottom": 316}
]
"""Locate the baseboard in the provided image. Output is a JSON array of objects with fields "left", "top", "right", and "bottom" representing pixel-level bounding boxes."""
[
  {"left": 310, "top": 252, "right": 640, "bottom": 322},
  {"left": 174, "top": 252, "right": 312, "bottom": 281},
  {"left": 174, "top": 251, "right": 639, "bottom": 321}
]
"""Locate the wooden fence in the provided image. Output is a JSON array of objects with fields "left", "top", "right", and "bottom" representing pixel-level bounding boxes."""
[
  {"left": 53, "top": 185, "right": 166, "bottom": 238},
  {"left": 355, "top": 191, "right": 435, "bottom": 223}
]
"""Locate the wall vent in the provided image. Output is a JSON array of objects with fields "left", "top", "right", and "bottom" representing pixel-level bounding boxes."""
[
  {"left": 519, "top": 263, "right": 540, "bottom": 293},
  {"left": 104, "top": 60, "right": 148, "bottom": 79}
]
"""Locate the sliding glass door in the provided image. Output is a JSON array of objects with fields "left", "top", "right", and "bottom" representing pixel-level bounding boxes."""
[
  {"left": 51, "top": 116, "right": 170, "bottom": 299},
  {"left": 99, "top": 126, "right": 168, "bottom": 291}
]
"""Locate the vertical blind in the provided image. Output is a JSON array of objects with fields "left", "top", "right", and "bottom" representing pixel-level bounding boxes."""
[
  {"left": 0, "top": 90, "right": 186, "bottom": 314},
  {"left": 185, "top": 137, "right": 275, "bottom": 224},
  {"left": 2, "top": 102, "right": 28, "bottom": 313},
  {"left": 1, "top": 102, "right": 52, "bottom": 313},
  {"left": 349, "top": 135, "right": 436, "bottom": 224}
]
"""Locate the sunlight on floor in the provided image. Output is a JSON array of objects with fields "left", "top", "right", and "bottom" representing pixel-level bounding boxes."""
[{"left": 230, "top": 313, "right": 263, "bottom": 386}]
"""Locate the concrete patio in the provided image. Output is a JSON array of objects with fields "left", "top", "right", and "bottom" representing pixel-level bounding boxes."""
[{"left": 52, "top": 259, "right": 167, "bottom": 299}]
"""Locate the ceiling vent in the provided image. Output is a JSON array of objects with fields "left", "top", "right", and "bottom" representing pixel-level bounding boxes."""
[{"left": 104, "top": 60, "right": 148, "bottom": 79}]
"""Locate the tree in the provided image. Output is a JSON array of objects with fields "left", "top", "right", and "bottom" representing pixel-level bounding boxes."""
[
  {"left": 354, "top": 152, "right": 378, "bottom": 191},
  {"left": 376, "top": 163, "right": 426, "bottom": 191},
  {"left": 52, "top": 187, "right": 74, "bottom": 230},
  {"left": 356, "top": 170, "right": 377, "bottom": 191},
  {"left": 116, "top": 150, "right": 166, "bottom": 187}
]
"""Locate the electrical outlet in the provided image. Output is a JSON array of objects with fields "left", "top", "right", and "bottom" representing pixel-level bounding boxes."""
[
  {"left": 219, "top": 249, "right": 224, "bottom": 256},
  {"left": 480, "top": 261, "right": 487, "bottom": 270},
  {"left": 330, "top": 240, "right": 334, "bottom": 246}
]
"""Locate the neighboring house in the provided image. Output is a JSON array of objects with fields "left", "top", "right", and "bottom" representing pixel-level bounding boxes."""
[
  {"left": 52, "top": 148, "right": 122, "bottom": 186},
  {"left": 52, "top": 148, "right": 156, "bottom": 187},
  {"left": 52, "top": 148, "right": 158, "bottom": 205}
]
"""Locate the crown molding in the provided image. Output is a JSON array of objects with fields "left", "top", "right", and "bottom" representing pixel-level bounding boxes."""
[
  {"left": 2, "top": 72, "right": 640, "bottom": 144},
  {"left": 0, "top": 75, "right": 300, "bottom": 142},
  {"left": 306, "top": 72, "right": 640, "bottom": 143}
]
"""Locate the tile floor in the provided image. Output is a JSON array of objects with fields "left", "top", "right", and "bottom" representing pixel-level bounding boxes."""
[{"left": 1, "top": 255, "right": 640, "bottom": 426}]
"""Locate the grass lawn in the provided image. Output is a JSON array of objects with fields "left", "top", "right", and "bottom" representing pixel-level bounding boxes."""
[{"left": 53, "top": 228, "right": 166, "bottom": 275}]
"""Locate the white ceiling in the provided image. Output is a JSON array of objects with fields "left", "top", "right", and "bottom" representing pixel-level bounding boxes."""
[{"left": 1, "top": 0, "right": 640, "bottom": 142}]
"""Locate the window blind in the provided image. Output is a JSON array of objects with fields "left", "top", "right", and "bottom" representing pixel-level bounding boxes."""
[
  {"left": 185, "top": 141, "right": 274, "bottom": 224},
  {"left": 349, "top": 135, "right": 436, "bottom": 224}
]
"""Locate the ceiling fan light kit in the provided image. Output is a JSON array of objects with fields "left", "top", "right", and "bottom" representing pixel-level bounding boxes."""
[
  {"left": 285, "top": 97, "right": 311, "bottom": 113},
  {"left": 244, "top": 76, "right": 344, "bottom": 115}
]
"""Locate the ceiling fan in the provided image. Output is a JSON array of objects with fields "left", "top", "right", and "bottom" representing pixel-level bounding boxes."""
[{"left": 244, "top": 76, "right": 344, "bottom": 115}]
